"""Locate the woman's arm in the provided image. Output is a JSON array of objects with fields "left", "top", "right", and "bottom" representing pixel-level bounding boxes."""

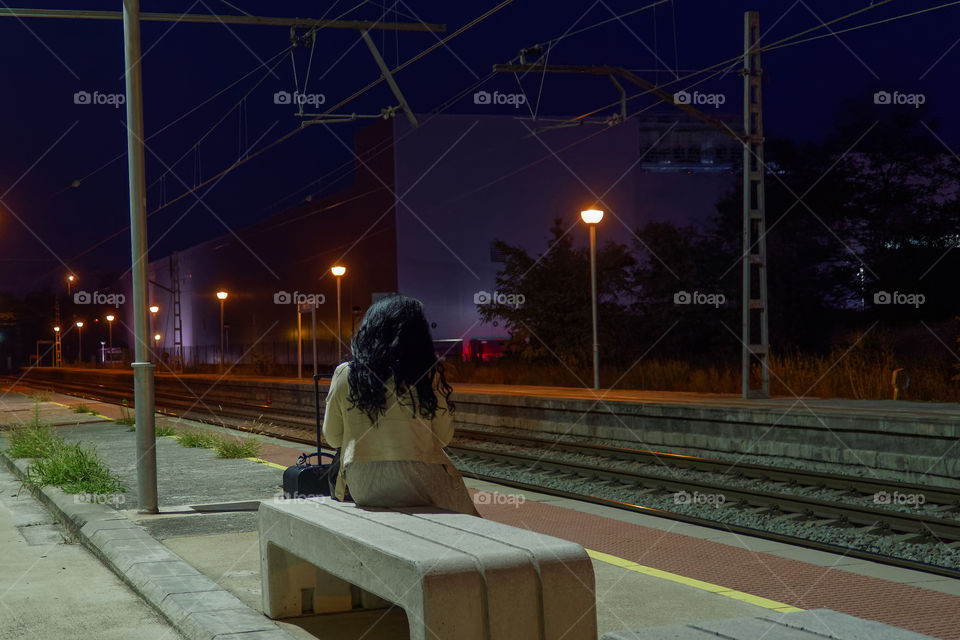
[{"left": 321, "top": 363, "right": 349, "bottom": 448}]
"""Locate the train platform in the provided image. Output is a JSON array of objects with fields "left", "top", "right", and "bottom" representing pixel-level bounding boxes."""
[{"left": 1, "top": 389, "right": 958, "bottom": 639}]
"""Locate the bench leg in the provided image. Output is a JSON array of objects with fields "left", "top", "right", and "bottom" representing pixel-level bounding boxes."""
[{"left": 262, "top": 542, "right": 352, "bottom": 617}]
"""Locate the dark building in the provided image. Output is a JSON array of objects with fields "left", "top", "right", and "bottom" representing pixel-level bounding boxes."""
[{"left": 138, "top": 112, "right": 739, "bottom": 369}]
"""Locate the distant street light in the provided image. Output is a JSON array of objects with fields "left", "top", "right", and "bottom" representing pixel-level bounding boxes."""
[
  {"left": 53, "top": 326, "right": 61, "bottom": 368},
  {"left": 149, "top": 305, "right": 158, "bottom": 348},
  {"left": 216, "top": 291, "right": 228, "bottom": 372},
  {"left": 67, "top": 274, "right": 76, "bottom": 297},
  {"left": 154, "top": 333, "right": 161, "bottom": 351},
  {"left": 76, "top": 321, "right": 84, "bottom": 364},
  {"left": 580, "top": 209, "right": 604, "bottom": 390},
  {"left": 106, "top": 314, "right": 115, "bottom": 349},
  {"left": 331, "top": 266, "right": 346, "bottom": 364}
]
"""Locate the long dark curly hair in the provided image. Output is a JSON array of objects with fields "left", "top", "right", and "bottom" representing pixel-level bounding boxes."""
[{"left": 346, "top": 295, "right": 454, "bottom": 423}]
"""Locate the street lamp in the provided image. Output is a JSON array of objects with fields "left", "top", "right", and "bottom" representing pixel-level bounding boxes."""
[
  {"left": 67, "top": 274, "right": 75, "bottom": 297},
  {"left": 76, "top": 321, "right": 84, "bottom": 364},
  {"left": 106, "top": 314, "right": 115, "bottom": 350},
  {"left": 154, "top": 333, "right": 161, "bottom": 351},
  {"left": 580, "top": 209, "right": 604, "bottom": 390},
  {"left": 216, "top": 291, "right": 228, "bottom": 372},
  {"left": 331, "top": 266, "right": 346, "bottom": 364}
]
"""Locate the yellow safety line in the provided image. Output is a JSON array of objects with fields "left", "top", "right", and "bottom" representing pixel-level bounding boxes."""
[
  {"left": 50, "top": 401, "right": 114, "bottom": 421},
  {"left": 246, "top": 457, "right": 287, "bottom": 470},
  {"left": 586, "top": 549, "right": 803, "bottom": 612}
]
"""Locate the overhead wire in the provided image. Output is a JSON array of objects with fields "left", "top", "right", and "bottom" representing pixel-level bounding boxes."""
[{"left": 57, "top": 0, "right": 513, "bottom": 267}]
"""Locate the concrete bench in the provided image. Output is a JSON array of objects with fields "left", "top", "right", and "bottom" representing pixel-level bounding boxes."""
[{"left": 259, "top": 497, "right": 597, "bottom": 640}]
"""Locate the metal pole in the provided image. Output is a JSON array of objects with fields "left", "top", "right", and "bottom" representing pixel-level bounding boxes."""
[
  {"left": 297, "top": 309, "right": 302, "bottom": 379},
  {"left": 108, "top": 322, "right": 113, "bottom": 349},
  {"left": 336, "top": 276, "right": 342, "bottom": 364},
  {"left": 123, "top": 0, "right": 157, "bottom": 513},
  {"left": 311, "top": 307, "right": 318, "bottom": 376},
  {"left": 219, "top": 298, "right": 225, "bottom": 373},
  {"left": 588, "top": 224, "right": 600, "bottom": 390},
  {"left": 78, "top": 327, "right": 82, "bottom": 363}
]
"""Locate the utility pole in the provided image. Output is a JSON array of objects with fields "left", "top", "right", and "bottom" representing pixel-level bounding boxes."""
[
  {"left": 742, "top": 10, "right": 770, "bottom": 398},
  {"left": 123, "top": 0, "right": 158, "bottom": 513},
  {"left": 0, "top": 5, "right": 445, "bottom": 514}
]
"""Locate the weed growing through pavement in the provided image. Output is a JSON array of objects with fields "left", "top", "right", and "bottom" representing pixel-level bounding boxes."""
[
  {"left": 27, "top": 442, "right": 125, "bottom": 494},
  {"left": 214, "top": 435, "right": 262, "bottom": 459},
  {"left": 5, "top": 421, "right": 125, "bottom": 495},
  {"left": 29, "top": 391, "right": 52, "bottom": 403},
  {"left": 5, "top": 423, "right": 58, "bottom": 459},
  {"left": 115, "top": 399, "right": 135, "bottom": 427},
  {"left": 176, "top": 429, "right": 220, "bottom": 449},
  {"left": 72, "top": 403, "right": 96, "bottom": 414}
]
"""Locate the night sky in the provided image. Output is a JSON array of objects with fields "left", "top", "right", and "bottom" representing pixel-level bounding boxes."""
[{"left": 0, "top": 0, "right": 956, "bottom": 294}]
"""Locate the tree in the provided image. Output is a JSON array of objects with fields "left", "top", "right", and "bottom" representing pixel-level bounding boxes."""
[{"left": 477, "top": 219, "right": 636, "bottom": 367}]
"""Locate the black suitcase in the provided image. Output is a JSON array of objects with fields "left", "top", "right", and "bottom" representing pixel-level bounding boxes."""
[{"left": 282, "top": 373, "right": 340, "bottom": 499}]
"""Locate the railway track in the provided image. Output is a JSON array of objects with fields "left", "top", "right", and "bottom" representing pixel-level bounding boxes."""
[{"left": 6, "top": 374, "right": 960, "bottom": 579}]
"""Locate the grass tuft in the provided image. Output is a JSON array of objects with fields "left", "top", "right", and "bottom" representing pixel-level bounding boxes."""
[
  {"left": 114, "top": 401, "right": 135, "bottom": 427},
  {"left": 177, "top": 429, "right": 220, "bottom": 449},
  {"left": 213, "top": 435, "right": 261, "bottom": 459},
  {"left": 29, "top": 392, "right": 52, "bottom": 403},
  {"left": 26, "top": 442, "right": 125, "bottom": 494},
  {"left": 72, "top": 403, "right": 96, "bottom": 415},
  {"left": 5, "top": 423, "right": 125, "bottom": 495},
  {"left": 5, "top": 424, "right": 59, "bottom": 459}
]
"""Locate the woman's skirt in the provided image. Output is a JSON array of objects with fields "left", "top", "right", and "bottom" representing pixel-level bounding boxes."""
[{"left": 343, "top": 459, "right": 479, "bottom": 516}]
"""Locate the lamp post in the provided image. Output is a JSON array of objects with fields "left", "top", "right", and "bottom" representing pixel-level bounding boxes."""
[
  {"left": 67, "top": 274, "right": 75, "bottom": 297},
  {"left": 580, "top": 209, "right": 603, "bottom": 390},
  {"left": 216, "top": 291, "right": 228, "bottom": 372},
  {"left": 106, "top": 314, "right": 115, "bottom": 349},
  {"left": 331, "top": 265, "right": 346, "bottom": 364},
  {"left": 76, "top": 321, "right": 84, "bottom": 364},
  {"left": 154, "top": 333, "right": 161, "bottom": 352}
]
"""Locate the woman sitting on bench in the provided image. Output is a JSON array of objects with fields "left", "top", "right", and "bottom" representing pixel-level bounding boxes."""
[{"left": 322, "top": 294, "right": 479, "bottom": 516}]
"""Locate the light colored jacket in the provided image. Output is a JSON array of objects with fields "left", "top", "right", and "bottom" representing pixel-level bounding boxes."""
[{"left": 321, "top": 362, "right": 455, "bottom": 497}]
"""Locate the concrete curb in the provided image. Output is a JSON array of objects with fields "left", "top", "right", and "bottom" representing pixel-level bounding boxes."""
[{"left": 0, "top": 450, "right": 298, "bottom": 640}]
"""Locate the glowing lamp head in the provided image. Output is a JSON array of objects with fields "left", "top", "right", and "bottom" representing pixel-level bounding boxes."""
[
  {"left": 67, "top": 275, "right": 75, "bottom": 282},
  {"left": 106, "top": 315, "right": 114, "bottom": 322},
  {"left": 76, "top": 321, "right": 84, "bottom": 328},
  {"left": 580, "top": 209, "right": 604, "bottom": 224},
  {"left": 53, "top": 326, "right": 60, "bottom": 333},
  {"left": 154, "top": 334, "right": 161, "bottom": 342},
  {"left": 149, "top": 305, "right": 159, "bottom": 313},
  {"left": 216, "top": 291, "right": 228, "bottom": 300},
  {"left": 331, "top": 265, "right": 346, "bottom": 277}
]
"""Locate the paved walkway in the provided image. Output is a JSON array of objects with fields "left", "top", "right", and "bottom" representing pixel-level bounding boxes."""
[
  {"left": 0, "top": 463, "right": 182, "bottom": 640},
  {"left": 1, "top": 389, "right": 956, "bottom": 640}
]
